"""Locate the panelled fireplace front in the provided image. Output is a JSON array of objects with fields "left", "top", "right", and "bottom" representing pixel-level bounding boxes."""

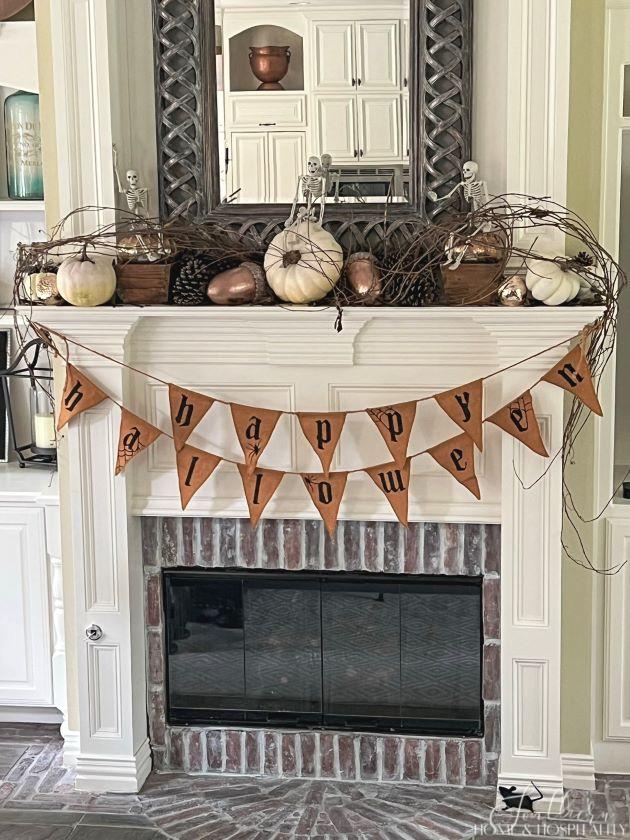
[{"left": 164, "top": 571, "right": 483, "bottom": 736}]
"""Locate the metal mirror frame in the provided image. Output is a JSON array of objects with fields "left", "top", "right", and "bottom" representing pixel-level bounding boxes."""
[{"left": 152, "top": 0, "right": 472, "bottom": 235}]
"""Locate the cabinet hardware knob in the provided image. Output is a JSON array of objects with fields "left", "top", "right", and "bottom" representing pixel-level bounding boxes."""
[
  {"left": 359, "top": 149, "right": 364, "bottom": 157},
  {"left": 258, "top": 123, "right": 276, "bottom": 126},
  {"left": 357, "top": 78, "right": 362, "bottom": 86},
  {"left": 86, "top": 624, "right": 103, "bottom": 642},
  {"left": 352, "top": 78, "right": 356, "bottom": 86},
  {"left": 354, "top": 149, "right": 358, "bottom": 157},
  {"left": 404, "top": 77, "right": 408, "bottom": 88}
]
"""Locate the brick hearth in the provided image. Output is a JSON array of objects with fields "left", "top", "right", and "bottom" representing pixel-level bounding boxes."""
[{"left": 142, "top": 518, "right": 500, "bottom": 787}]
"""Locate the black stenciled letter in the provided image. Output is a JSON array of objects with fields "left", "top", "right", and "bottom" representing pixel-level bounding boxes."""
[
  {"left": 449, "top": 447, "right": 467, "bottom": 472},
  {"left": 246, "top": 416, "right": 262, "bottom": 441},
  {"left": 454, "top": 390, "right": 471, "bottom": 423},
  {"left": 123, "top": 426, "right": 141, "bottom": 453},
  {"left": 252, "top": 472, "right": 263, "bottom": 505},
  {"left": 509, "top": 402, "right": 529, "bottom": 433},
  {"left": 385, "top": 410, "right": 403, "bottom": 442},
  {"left": 184, "top": 455, "right": 199, "bottom": 487},
  {"left": 317, "top": 481, "right": 333, "bottom": 505},
  {"left": 175, "top": 395, "right": 194, "bottom": 428},
  {"left": 316, "top": 419, "right": 331, "bottom": 450},
  {"left": 64, "top": 380, "right": 84, "bottom": 412},
  {"left": 556, "top": 363, "right": 584, "bottom": 389},
  {"left": 378, "top": 469, "right": 404, "bottom": 493}
]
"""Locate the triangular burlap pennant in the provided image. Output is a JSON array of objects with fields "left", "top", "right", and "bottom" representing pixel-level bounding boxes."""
[
  {"left": 427, "top": 432, "right": 481, "bottom": 499},
  {"left": 365, "top": 458, "right": 411, "bottom": 526},
  {"left": 434, "top": 379, "right": 484, "bottom": 451},
  {"left": 237, "top": 463, "right": 285, "bottom": 527},
  {"left": 366, "top": 401, "right": 417, "bottom": 467},
  {"left": 169, "top": 384, "right": 215, "bottom": 451},
  {"left": 57, "top": 364, "right": 109, "bottom": 430},
  {"left": 176, "top": 444, "right": 221, "bottom": 509},
  {"left": 230, "top": 403, "right": 282, "bottom": 474},
  {"left": 297, "top": 411, "right": 347, "bottom": 475},
  {"left": 115, "top": 409, "right": 162, "bottom": 475},
  {"left": 486, "top": 390, "right": 549, "bottom": 457},
  {"left": 301, "top": 471, "right": 349, "bottom": 536},
  {"left": 541, "top": 345, "right": 603, "bottom": 416}
]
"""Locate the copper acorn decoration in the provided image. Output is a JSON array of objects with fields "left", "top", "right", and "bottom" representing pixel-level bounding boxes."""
[
  {"left": 345, "top": 252, "right": 382, "bottom": 304},
  {"left": 206, "top": 261, "right": 271, "bottom": 305},
  {"left": 498, "top": 275, "right": 528, "bottom": 306}
]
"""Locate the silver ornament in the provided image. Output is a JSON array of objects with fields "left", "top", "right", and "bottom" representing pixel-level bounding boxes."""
[{"left": 498, "top": 275, "right": 527, "bottom": 306}]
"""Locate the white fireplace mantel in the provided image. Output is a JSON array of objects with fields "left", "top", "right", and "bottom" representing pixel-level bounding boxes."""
[{"left": 26, "top": 304, "right": 603, "bottom": 804}]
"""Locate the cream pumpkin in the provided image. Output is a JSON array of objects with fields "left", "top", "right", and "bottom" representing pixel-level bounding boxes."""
[
  {"left": 525, "top": 257, "right": 581, "bottom": 306},
  {"left": 57, "top": 250, "right": 117, "bottom": 307},
  {"left": 264, "top": 220, "right": 343, "bottom": 304}
]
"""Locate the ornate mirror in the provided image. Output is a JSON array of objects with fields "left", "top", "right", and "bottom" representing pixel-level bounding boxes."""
[{"left": 152, "top": 0, "right": 472, "bottom": 233}]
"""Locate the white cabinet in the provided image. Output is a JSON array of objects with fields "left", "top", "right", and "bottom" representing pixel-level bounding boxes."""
[
  {"left": 313, "top": 22, "right": 354, "bottom": 90},
  {"left": 356, "top": 22, "right": 399, "bottom": 90},
  {"left": 402, "top": 94, "right": 409, "bottom": 160},
  {"left": 401, "top": 19, "right": 409, "bottom": 90},
  {"left": 358, "top": 94, "right": 400, "bottom": 160},
  {"left": 315, "top": 95, "right": 357, "bottom": 162},
  {"left": 229, "top": 130, "right": 306, "bottom": 203},
  {"left": 0, "top": 506, "right": 52, "bottom": 708}
]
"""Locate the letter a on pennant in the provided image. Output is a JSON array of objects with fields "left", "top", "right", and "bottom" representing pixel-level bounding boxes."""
[
  {"left": 237, "top": 464, "right": 285, "bottom": 527},
  {"left": 168, "top": 384, "right": 215, "bottom": 452},
  {"left": 57, "top": 364, "right": 108, "bottom": 430},
  {"left": 427, "top": 433, "right": 481, "bottom": 499},
  {"left": 115, "top": 409, "right": 162, "bottom": 475},
  {"left": 230, "top": 404, "right": 282, "bottom": 474},
  {"left": 176, "top": 444, "right": 221, "bottom": 510},
  {"left": 366, "top": 401, "right": 417, "bottom": 467},
  {"left": 297, "top": 411, "right": 346, "bottom": 474},
  {"left": 541, "top": 345, "right": 603, "bottom": 416},
  {"left": 434, "top": 379, "right": 484, "bottom": 451},
  {"left": 365, "top": 458, "right": 411, "bottom": 526},
  {"left": 301, "top": 471, "right": 349, "bottom": 536},
  {"left": 486, "top": 390, "right": 549, "bottom": 457}
]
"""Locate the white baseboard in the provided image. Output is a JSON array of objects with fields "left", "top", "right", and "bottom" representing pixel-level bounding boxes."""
[
  {"left": 561, "top": 753, "right": 596, "bottom": 791},
  {"left": 61, "top": 726, "right": 80, "bottom": 769},
  {"left": 74, "top": 737, "right": 152, "bottom": 793},
  {"left": 497, "top": 773, "right": 565, "bottom": 815},
  {"left": 0, "top": 706, "right": 63, "bottom": 725}
]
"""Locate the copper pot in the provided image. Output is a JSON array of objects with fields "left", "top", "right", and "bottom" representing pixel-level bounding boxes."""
[{"left": 249, "top": 46, "right": 291, "bottom": 90}]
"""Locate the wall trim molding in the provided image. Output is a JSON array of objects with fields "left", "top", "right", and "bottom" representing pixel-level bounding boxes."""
[
  {"left": 561, "top": 752, "right": 596, "bottom": 791},
  {"left": 74, "top": 738, "right": 152, "bottom": 793}
]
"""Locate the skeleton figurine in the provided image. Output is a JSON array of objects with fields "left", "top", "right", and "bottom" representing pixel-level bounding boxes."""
[
  {"left": 427, "top": 161, "right": 492, "bottom": 270},
  {"left": 285, "top": 154, "right": 332, "bottom": 228},
  {"left": 113, "top": 145, "right": 149, "bottom": 220}
]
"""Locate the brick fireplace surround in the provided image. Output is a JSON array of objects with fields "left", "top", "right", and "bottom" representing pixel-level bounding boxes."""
[{"left": 142, "top": 517, "right": 500, "bottom": 788}]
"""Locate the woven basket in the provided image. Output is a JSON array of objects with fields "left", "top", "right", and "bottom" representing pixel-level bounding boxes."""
[{"left": 115, "top": 263, "right": 172, "bottom": 305}]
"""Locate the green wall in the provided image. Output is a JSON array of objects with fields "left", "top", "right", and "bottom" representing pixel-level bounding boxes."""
[{"left": 561, "top": 0, "right": 606, "bottom": 756}]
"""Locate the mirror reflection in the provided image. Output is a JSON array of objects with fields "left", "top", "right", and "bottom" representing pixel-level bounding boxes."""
[{"left": 215, "top": 1, "right": 410, "bottom": 206}]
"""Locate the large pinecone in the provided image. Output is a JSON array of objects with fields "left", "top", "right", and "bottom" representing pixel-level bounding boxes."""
[
  {"left": 380, "top": 249, "right": 440, "bottom": 306},
  {"left": 169, "top": 252, "right": 215, "bottom": 306}
]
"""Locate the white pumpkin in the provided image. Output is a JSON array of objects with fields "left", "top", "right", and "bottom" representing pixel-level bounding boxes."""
[
  {"left": 264, "top": 220, "right": 343, "bottom": 304},
  {"left": 57, "top": 250, "right": 116, "bottom": 307},
  {"left": 525, "top": 257, "right": 581, "bottom": 306}
]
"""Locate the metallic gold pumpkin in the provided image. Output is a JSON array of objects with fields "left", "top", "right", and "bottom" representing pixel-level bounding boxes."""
[{"left": 345, "top": 252, "right": 382, "bottom": 304}]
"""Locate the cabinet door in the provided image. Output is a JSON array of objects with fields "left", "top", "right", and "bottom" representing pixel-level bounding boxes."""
[
  {"left": 312, "top": 22, "right": 354, "bottom": 90},
  {"left": 315, "top": 95, "right": 357, "bottom": 162},
  {"left": 356, "top": 22, "right": 399, "bottom": 90},
  {"left": 268, "top": 132, "right": 306, "bottom": 203},
  {"left": 0, "top": 507, "right": 52, "bottom": 707},
  {"left": 402, "top": 94, "right": 409, "bottom": 161},
  {"left": 358, "top": 94, "right": 401, "bottom": 161},
  {"left": 228, "top": 132, "right": 268, "bottom": 203}
]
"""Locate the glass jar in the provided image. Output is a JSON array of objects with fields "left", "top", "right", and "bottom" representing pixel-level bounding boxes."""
[
  {"left": 31, "top": 387, "right": 56, "bottom": 454},
  {"left": 4, "top": 90, "right": 44, "bottom": 200}
]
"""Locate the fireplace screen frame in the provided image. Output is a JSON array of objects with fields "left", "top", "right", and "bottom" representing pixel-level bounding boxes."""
[{"left": 162, "top": 569, "right": 484, "bottom": 737}]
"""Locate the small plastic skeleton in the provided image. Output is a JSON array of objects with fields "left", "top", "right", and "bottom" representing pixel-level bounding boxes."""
[
  {"left": 427, "top": 161, "right": 492, "bottom": 270},
  {"left": 285, "top": 154, "right": 332, "bottom": 228},
  {"left": 113, "top": 145, "right": 149, "bottom": 219}
]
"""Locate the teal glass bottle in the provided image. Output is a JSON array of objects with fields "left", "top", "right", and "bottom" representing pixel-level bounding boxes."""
[{"left": 4, "top": 91, "right": 44, "bottom": 200}]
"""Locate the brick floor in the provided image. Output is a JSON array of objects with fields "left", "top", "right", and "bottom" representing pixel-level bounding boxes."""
[{"left": 0, "top": 725, "right": 626, "bottom": 839}]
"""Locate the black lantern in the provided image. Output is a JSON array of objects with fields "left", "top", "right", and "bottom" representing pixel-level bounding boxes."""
[{"left": 0, "top": 337, "right": 57, "bottom": 469}]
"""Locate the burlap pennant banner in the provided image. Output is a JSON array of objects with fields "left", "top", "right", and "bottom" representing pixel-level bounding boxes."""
[
  {"left": 238, "top": 464, "right": 285, "bottom": 527},
  {"left": 302, "top": 471, "right": 349, "bottom": 536},
  {"left": 427, "top": 432, "right": 481, "bottom": 499},
  {"left": 365, "top": 458, "right": 411, "bottom": 526},
  {"left": 115, "top": 409, "right": 162, "bottom": 475},
  {"left": 366, "top": 401, "right": 417, "bottom": 467},
  {"left": 169, "top": 384, "right": 215, "bottom": 452},
  {"left": 57, "top": 364, "right": 109, "bottom": 430},
  {"left": 230, "top": 404, "right": 282, "bottom": 474},
  {"left": 176, "top": 444, "right": 221, "bottom": 509},
  {"left": 486, "top": 390, "right": 549, "bottom": 457},
  {"left": 541, "top": 345, "right": 603, "bottom": 416},
  {"left": 434, "top": 379, "right": 484, "bottom": 451},
  {"left": 298, "top": 411, "right": 346, "bottom": 474}
]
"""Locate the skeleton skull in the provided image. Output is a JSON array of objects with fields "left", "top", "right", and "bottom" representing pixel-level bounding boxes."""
[
  {"left": 126, "top": 170, "right": 139, "bottom": 189},
  {"left": 462, "top": 161, "right": 479, "bottom": 181},
  {"left": 307, "top": 156, "right": 321, "bottom": 176}
]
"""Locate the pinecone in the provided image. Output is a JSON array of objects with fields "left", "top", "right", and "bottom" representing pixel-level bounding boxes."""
[
  {"left": 575, "top": 251, "right": 594, "bottom": 268},
  {"left": 169, "top": 252, "right": 215, "bottom": 305},
  {"left": 380, "top": 250, "right": 440, "bottom": 306}
]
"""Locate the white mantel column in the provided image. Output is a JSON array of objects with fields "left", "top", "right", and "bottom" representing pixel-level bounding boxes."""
[{"left": 57, "top": 314, "right": 150, "bottom": 793}]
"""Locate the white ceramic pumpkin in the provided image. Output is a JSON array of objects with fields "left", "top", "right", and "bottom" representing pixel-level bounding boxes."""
[
  {"left": 56, "top": 250, "right": 116, "bottom": 307},
  {"left": 264, "top": 220, "right": 343, "bottom": 303},
  {"left": 525, "top": 257, "right": 581, "bottom": 306}
]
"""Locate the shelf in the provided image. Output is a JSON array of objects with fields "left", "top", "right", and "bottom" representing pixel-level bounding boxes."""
[{"left": 0, "top": 199, "right": 44, "bottom": 213}]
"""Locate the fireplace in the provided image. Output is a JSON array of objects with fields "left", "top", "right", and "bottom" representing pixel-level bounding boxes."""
[{"left": 164, "top": 570, "right": 484, "bottom": 736}]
